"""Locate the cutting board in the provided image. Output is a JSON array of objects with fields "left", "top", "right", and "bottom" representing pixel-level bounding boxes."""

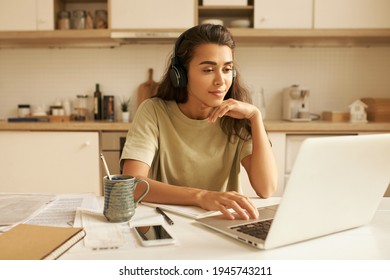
[
  {"left": 361, "top": 98, "right": 390, "bottom": 122},
  {"left": 136, "top": 68, "right": 158, "bottom": 108}
]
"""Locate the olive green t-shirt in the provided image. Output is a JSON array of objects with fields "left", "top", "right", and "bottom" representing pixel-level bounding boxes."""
[{"left": 120, "top": 98, "right": 252, "bottom": 193}]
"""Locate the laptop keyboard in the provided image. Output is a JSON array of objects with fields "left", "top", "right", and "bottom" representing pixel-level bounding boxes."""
[{"left": 231, "top": 219, "right": 273, "bottom": 240}]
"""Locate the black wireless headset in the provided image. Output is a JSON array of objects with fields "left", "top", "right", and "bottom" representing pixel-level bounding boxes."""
[
  {"left": 169, "top": 33, "right": 188, "bottom": 88},
  {"left": 169, "top": 30, "right": 237, "bottom": 89}
]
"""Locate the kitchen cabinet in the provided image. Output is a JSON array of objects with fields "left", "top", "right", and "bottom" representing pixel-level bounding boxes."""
[
  {"left": 0, "top": 0, "right": 54, "bottom": 31},
  {"left": 198, "top": 0, "right": 312, "bottom": 30},
  {"left": 111, "top": 0, "right": 196, "bottom": 29},
  {"left": 315, "top": 0, "right": 390, "bottom": 29},
  {"left": 0, "top": 0, "right": 114, "bottom": 48},
  {"left": 254, "top": 0, "right": 312, "bottom": 29},
  {"left": 198, "top": 0, "right": 254, "bottom": 28},
  {"left": 100, "top": 131, "right": 128, "bottom": 186},
  {"left": 56, "top": 0, "right": 109, "bottom": 30},
  {"left": 1, "top": 0, "right": 390, "bottom": 47},
  {"left": 0, "top": 131, "right": 100, "bottom": 195}
]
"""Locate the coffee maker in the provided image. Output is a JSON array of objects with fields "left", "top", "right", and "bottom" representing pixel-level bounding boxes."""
[{"left": 282, "top": 85, "right": 311, "bottom": 121}]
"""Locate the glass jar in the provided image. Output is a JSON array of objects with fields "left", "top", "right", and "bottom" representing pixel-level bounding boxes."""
[
  {"left": 75, "top": 95, "right": 88, "bottom": 121},
  {"left": 58, "top": 11, "right": 70, "bottom": 30},
  {"left": 72, "top": 10, "right": 86, "bottom": 29},
  {"left": 18, "top": 104, "right": 31, "bottom": 117},
  {"left": 94, "top": 10, "right": 108, "bottom": 29}
]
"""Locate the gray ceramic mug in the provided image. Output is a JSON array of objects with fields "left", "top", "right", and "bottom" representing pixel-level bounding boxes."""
[{"left": 103, "top": 175, "right": 150, "bottom": 223}]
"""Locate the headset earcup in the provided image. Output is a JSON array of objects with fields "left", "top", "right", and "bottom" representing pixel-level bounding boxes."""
[{"left": 170, "top": 65, "right": 187, "bottom": 88}]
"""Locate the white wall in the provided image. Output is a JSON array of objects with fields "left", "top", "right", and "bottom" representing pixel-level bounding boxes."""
[
  {"left": 236, "top": 46, "right": 390, "bottom": 119},
  {"left": 1, "top": 45, "right": 390, "bottom": 121}
]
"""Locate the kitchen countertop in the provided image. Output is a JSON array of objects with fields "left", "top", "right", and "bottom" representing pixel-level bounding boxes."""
[
  {"left": 264, "top": 120, "right": 390, "bottom": 133},
  {"left": 0, "top": 121, "right": 132, "bottom": 132},
  {"left": 0, "top": 120, "right": 389, "bottom": 133}
]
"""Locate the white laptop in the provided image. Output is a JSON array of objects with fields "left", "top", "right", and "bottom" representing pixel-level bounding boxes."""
[{"left": 196, "top": 134, "right": 390, "bottom": 249}]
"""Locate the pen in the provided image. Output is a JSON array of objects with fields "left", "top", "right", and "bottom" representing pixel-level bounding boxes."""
[
  {"left": 100, "top": 153, "right": 112, "bottom": 180},
  {"left": 156, "top": 207, "right": 174, "bottom": 225}
]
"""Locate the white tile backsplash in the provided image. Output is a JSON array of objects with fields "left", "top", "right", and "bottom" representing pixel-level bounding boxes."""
[{"left": 1, "top": 45, "right": 390, "bottom": 120}]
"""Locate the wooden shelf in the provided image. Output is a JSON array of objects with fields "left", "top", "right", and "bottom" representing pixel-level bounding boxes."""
[
  {"left": 110, "top": 28, "right": 390, "bottom": 47},
  {"left": 2, "top": 28, "right": 390, "bottom": 48},
  {"left": 0, "top": 29, "right": 118, "bottom": 48},
  {"left": 230, "top": 28, "right": 390, "bottom": 47}
]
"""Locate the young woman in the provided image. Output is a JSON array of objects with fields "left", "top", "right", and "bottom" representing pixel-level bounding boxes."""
[{"left": 121, "top": 24, "right": 277, "bottom": 220}]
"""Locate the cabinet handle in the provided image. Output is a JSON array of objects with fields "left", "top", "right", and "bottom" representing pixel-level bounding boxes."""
[{"left": 84, "top": 140, "right": 91, "bottom": 147}]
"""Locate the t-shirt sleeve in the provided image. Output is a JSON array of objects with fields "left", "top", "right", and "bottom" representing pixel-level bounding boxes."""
[
  {"left": 120, "top": 99, "right": 159, "bottom": 168},
  {"left": 240, "top": 138, "right": 253, "bottom": 162}
]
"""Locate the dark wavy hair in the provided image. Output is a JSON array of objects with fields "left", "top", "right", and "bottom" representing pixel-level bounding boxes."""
[{"left": 155, "top": 24, "right": 252, "bottom": 141}]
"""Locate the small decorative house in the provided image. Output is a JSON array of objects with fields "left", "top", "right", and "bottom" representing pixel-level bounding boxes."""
[{"left": 349, "top": 100, "right": 368, "bottom": 123}]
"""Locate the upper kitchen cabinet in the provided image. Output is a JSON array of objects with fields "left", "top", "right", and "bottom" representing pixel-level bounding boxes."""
[
  {"left": 198, "top": 0, "right": 254, "bottom": 28},
  {"left": 1, "top": 0, "right": 390, "bottom": 47},
  {"left": 0, "top": 0, "right": 54, "bottom": 31},
  {"left": 110, "top": 0, "right": 196, "bottom": 29},
  {"left": 315, "top": 0, "right": 390, "bottom": 28},
  {"left": 254, "top": 0, "right": 312, "bottom": 29},
  {"left": 0, "top": 0, "right": 117, "bottom": 48}
]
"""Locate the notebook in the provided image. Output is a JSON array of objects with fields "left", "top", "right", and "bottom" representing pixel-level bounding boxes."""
[
  {"left": 142, "top": 197, "right": 282, "bottom": 219},
  {"left": 0, "top": 224, "right": 86, "bottom": 260},
  {"left": 141, "top": 201, "right": 217, "bottom": 219},
  {"left": 196, "top": 134, "right": 390, "bottom": 250}
]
